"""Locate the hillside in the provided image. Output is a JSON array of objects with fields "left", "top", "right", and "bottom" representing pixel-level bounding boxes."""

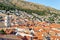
[
  {"left": 0, "top": 0, "right": 60, "bottom": 24},
  {"left": 0, "top": 0, "right": 60, "bottom": 13}
]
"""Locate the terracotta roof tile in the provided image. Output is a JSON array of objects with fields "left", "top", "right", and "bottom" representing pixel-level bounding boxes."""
[{"left": 49, "top": 23, "right": 60, "bottom": 28}]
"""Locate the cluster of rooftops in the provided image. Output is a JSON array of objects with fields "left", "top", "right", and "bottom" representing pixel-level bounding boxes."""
[
  {"left": 0, "top": 20, "right": 60, "bottom": 40},
  {"left": 0, "top": 10, "right": 60, "bottom": 40}
]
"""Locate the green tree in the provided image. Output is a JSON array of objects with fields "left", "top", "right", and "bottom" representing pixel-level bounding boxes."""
[{"left": 0, "top": 29, "right": 6, "bottom": 34}]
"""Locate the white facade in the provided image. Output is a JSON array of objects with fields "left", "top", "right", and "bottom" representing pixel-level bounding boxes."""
[{"left": 5, "top": 15, "right": 11, "bottom": 27}]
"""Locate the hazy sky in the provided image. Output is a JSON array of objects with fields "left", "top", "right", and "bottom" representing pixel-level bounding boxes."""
[{"left": 26, "top": 0, "right": 60, "bottom": 10}]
